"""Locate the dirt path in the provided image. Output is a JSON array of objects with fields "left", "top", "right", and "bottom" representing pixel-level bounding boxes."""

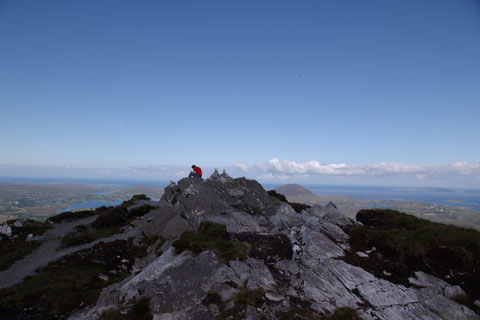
[{"left": 0, "top": 215, "right": 137, "bottom": 289}]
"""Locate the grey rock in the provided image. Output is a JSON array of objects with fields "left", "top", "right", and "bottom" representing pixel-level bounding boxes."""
[
  {"left": 444, "top": 286, "right": 467, "bottom": 300},
  {"left": 269, "top": 203, "right": 299, "bottom": 232},
  {"left": 136, "top": 206, "right": 190, "bottom": 243},
  {"left": 322, "top": 202, "right": 354, "bottom": 226},
  {"left": 274, "top": 260, "right": 299, "bottom": 275},
  {"left": 299, "top": 227, "right": 344, "bottom": 268},
  {"left": 245, "top": 305, "right": 260, "bottom": 320},
  {"left": 357, "top": 279, "right": 422, "bottom": 307},
  {"left": 224, "top": 300, "right": 235, "bottom": 310},
  {"left": 305, "top": 202, "right": 353, "bottom": 227},
  {"left": 0, "top": 224, "right": 12, "bottom": 237},
  {"left": 475, "top": 300, "right": 480, "bottom": 309},
  {"left": 65, "top": 172, "right": 479, "bottom": 320},
  {"left": 209, "top": 169, "right": 233, "bottom": 184},
  {"left": 423, "top": 296, "right": 479, "bottom": 319},
  {"left": 305, "top": 204, "right": 327, "bottom": 218},
  {"left": 265, "top": 291, "right": 284, "bottom": 302},
  {"left": 13, "top": 220, "right": 24, "bottom": 227},
  {"left": 230, "top": 258, "right": 277, "bottom": 291},
  {"left": 98, "top": 274, "right": 109, "bottom": 281},
  {"left": 356, "top": 251, "right": 369, "bottom": 258},
  {"left": 409, "top": 271, "right": 466, "bottom": 299},
  {"left": 211, "top": 284, "right": 238, "bottom": 302}
]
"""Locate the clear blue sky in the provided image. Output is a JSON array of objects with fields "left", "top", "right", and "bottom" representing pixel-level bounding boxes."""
[{"left": 1, "top": 0, "right": 479, "bottom": 186}]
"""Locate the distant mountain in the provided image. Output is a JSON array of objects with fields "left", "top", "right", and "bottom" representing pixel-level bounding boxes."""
[{"left": 274, "top": 183, "right": 315, "bottom": 197}]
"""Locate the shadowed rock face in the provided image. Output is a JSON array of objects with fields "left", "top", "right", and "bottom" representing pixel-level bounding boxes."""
[
  {"left": 2, "top": 171, "right": 479, "bottom": 320},
  {"left": 229, "top": 233, "right": 293, "bottom": 265}
]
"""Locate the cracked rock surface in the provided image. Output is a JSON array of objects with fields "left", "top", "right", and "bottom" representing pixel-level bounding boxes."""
[
  {"left": 2, "top": 170, "right": 478, "bottom": 319},
  {"left": 68, "top": 171, "right": 479, "bottom": 319}
]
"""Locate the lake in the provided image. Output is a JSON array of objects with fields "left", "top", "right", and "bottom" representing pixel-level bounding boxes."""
[{"left": 58, "top": 200, "right": 123, "bottom": 213}]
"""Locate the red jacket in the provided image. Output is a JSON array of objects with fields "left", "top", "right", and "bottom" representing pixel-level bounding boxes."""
[{"left": 193, "top": 166, "right": 202, "bottom": 177}]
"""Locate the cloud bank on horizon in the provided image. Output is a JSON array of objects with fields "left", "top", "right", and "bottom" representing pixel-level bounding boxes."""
[
  {"left": 1, "top": 158, "right": 479, "bottom": 188},
  {"left": 235, "top": 158, "right": 480, "bottom": 183}
]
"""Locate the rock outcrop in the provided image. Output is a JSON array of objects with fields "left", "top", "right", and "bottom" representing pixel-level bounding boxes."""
[{"left": 2, "top": 170, "right": 479, "bottom": 320}]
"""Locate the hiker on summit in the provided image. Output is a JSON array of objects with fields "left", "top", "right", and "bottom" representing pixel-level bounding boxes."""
[{"left": 189, "top": 165, "right": 202, "bottom": 178}]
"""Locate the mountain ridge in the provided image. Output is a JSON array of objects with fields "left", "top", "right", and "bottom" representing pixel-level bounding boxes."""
[
  {"left": 0, "top": 170, "right": 479, "bottom": 320},
  {"left": 274, "top": 183, "right": 315, "bottom": 197}
]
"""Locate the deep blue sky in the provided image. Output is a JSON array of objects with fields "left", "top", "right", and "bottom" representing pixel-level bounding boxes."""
[{"left": 1, "top": 0, "right": 479, "bottom": 186}]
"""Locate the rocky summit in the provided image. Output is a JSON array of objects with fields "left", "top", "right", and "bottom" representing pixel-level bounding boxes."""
[{"left": 0, "top": 170, "right": 479, "bottom": 320}]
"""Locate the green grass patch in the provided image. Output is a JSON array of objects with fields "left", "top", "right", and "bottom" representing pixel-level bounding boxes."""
[
  {"left": 212, "top": 286, "right": 265, "bottom": 319},
  {"left": 173, "top": 221, "right": 250, "bottom": 262},
  {"left": 0, "top": 240, "right": 40, "bottom": 271},
  {"left": 20, "top": 220, "right": 52, "bottom": 235},
  {"left": 327, "top": 307, "right": 360, "bottom": 320},
  {"left": 47, "top": 194, "right": 151, "bottom": 225},
  {"left": 47, "top": 210, "right": 97, "bottom": 223},
  {"left": 120, "top": 194, "right": 151, "bottom": 208},
  {"left": 353, "top": 209, "right": 480, "bottom": 262},
  {"left": 202, "top": 292, "right": 223, "bottom": 306},
  {"left": 129, "top": 233, "right": 164, "bottom": 259},
  {"left": 0, "top": 241, "right": 130, "bottom": 319},
  {"left": 276, "top": 306, "right": 359, "bottom": 320},
  {"left": 60, "top": 226, "right": 120, "bottom": 248},
  {"left": 0, "top": 220, "right": 51, "bottom": 271},
  {"left": 233, "top": 287, "right": 264, "bottom": 308},
  {"left": 348, "top": 209, "right": 480, "bottom": 306},
  {"left": 61, "top": 204, "right": 155, "bottom": 248},
  {"left": 268, "top": 190, "right": 288, "bottom": 203},
  {"left": 290, "top": 202, "right": 311, "bottom": 213}
]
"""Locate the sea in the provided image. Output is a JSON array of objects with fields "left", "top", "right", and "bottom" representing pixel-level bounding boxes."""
[
  {"left": 2, "top": 177, "right": 480, "bottom": 211},
  {"left": 261, "top": 183, "right": 480, "bottom": 211},
  {"left": 304, "top": 185, "right": 480, "bottom": 211}
]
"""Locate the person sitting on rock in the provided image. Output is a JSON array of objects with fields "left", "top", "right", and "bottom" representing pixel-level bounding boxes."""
[{"left": 189, "top": 165, "right": 202, "bottom": 178}]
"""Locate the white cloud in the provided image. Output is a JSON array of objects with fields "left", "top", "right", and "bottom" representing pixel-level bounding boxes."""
[
  {"left": 256, "top": 172, "right": 290, "bottom": 180},
  {"left": 257, "top": 158, "right": 480, "bottom": 180},
  {"left": 234, "top": 162, "right": 249, "bottom": 172}
]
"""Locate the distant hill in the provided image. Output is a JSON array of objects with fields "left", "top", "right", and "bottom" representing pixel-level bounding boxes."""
[{"left": 274, "top": 183, "right": 315, "bottom": 197}]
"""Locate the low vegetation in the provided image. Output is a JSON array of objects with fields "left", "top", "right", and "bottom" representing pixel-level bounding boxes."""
[
  {"left": 0, "top": 240, "right": 132, "bottom": 319},
  {"left": 233, "top": 287, "right": 265, "bottom": 308},
  {"left": 130, "top": 233, "right": 164, "bottom": 259},
  {"left": 0, "top": 240, "right": 40, "bottom": 271},
  {"left": 99, "top": 297, "right": 152, "bottom": 320},
  {"left": 60, "top": 196, "right": 155, "bottom": 248},
  {"left": 0, "top": 220, "right": 52, "bottom": 271},
  {"left": 203, "top": 286, "right": 265, "bottom": 319},
  {"left": 277, "top": 306, "right": 359, "bottom": 320},
  {"left": 46, "top": 209, "right": 98, "bottom": 223},
  {"left": 353, "top": 209, "right": 480, "bottom": 263},
  {"left": 173, "top": 221, "right": 250, "bottom": 262},
  {"left": 268, "top": 190, "right": 311, "bottom": 213},
  {"left": 60, "top": 225, "right": 120, "bottom": 248},
  {"left": 346, "top": 209, "right": 480, "bottom": 308},
  {"left": 326, "top": 307, "right": 360, "bottom": 320},
  {"left": 120, "top": 194, "right": 151, "bottom": 208}
]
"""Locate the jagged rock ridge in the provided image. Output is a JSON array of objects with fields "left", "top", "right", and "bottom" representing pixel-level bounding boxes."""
[{"left": 1, "top": 170, "right": 479, "bottom": 320}]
